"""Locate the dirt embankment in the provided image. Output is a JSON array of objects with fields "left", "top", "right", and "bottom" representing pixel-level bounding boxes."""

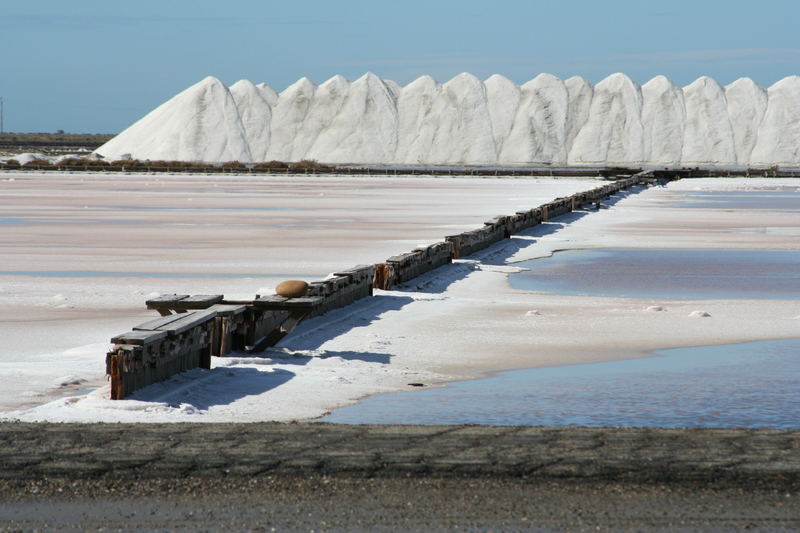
[{"left": 2, "top": 422, "right": 798, "bottom": 483}]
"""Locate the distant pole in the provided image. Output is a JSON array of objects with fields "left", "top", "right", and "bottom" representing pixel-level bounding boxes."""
[{"left": 0, "top": 97, "right": 4, "bottom": 133}]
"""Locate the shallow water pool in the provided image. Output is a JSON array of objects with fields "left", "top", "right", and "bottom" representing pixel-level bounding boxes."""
[
  {"left": 677, "top": 190, "right": 800, "bottom": 211},
  {"left": 322, "top": 339, "right": 800, "bottom": 428},
  {"left": 509, "top": 248, "right": 800, "bottom": 300}
]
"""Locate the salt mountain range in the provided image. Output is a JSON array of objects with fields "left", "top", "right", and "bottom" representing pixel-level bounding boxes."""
[{"left": 96, "top": 72, "right": 800, "bottom": 167}]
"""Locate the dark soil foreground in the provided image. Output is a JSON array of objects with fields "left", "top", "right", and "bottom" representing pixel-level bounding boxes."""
[{"left": 0, "top": 422, "right": 798, "bottom": 532}]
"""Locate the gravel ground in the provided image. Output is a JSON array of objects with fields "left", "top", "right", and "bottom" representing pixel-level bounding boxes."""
[
  {"left": 1, "top": 475, "right": 799, "bottom": 532},
  {"left": 1, "top": 422, "right": 798, "bottom": 531}
]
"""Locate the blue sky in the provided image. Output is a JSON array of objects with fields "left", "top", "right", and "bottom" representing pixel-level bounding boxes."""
[{"left": 1, "top": 0, "right": 798, "bottom": 133}]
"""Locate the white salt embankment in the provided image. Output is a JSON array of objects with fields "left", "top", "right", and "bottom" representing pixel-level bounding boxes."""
[{"left": 96, "top": 73, "right": 800, "bottom": 167}]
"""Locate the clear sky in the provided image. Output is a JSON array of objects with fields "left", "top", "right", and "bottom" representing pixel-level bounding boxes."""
[{"left": 1, "top": 0, "right": 798, "bottom": 133}]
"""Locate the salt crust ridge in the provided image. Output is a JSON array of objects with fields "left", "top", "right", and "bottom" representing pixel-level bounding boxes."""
[{"left": 96, "top": 73, "right": 800, "bottom": 167}]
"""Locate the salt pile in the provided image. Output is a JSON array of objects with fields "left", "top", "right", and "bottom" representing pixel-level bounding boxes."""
[
  {"left": 98, "top": 76, "right": 251, "bottom": 162},
  {"left": 96, "top": 73, "right": 800, "bottom": 167}
]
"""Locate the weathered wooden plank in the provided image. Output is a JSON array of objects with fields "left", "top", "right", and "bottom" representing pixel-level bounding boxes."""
[
  {"left": 145, "top": 294, "right": 189, "bottom": 306},
  {"left": 254, "top": 295, "right": 288, "bottom": 305},
  {"left": 252, "top": 296, "right": 324, "bottom": 310},
  {"left": 386, "top": 251, "right": 420, "bottom": 264},
  {"left": 133, "top": 314, "right": 187, "bottom": 331},
  {"left": 306, "top": 281, "right": 330, "bottom": 297},
  {"left": 281, "top": 296, "right": 325, "bottom": 309},
  {"left": 333, "top": 264, "right": 374, "bottom": 281},
  {"left": 208, "top": 303, "right": 247, "bottom": 316},
  {"left": 110, "top": 330, "right": 168, "bottom": 346},
  {"left": 172, "top": 294, "right": 224, "bottom": 308},
  {"left": 154, "top": 309, "right": 217, "bottom": 335}
]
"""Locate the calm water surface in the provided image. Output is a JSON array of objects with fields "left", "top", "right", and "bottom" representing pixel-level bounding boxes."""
[
  {"left": 509, "top": 249, "right": 800, "bottom": 300},
  {"left": 678, "top": 190, "right": 800, "bottom": 211},
  {"left": 322, "top": 339, "right": 800, "bottom": 428}
]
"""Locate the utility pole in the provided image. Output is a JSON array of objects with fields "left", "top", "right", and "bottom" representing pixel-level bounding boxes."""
[{"left": 0, "top": 97, "right": 4, "bottom": 134}]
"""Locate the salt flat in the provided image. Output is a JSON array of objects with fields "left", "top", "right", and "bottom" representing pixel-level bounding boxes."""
[
  {"left": 2, "top": 175, "right": 798, "bottom": 423},
  {"left": 0, "top": 172, "right": 598, "bottom": 414}
]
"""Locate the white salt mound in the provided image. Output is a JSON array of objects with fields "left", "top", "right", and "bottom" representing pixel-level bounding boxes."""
[
  {"left": 725, "top": 77, "right": 767, "bottom": 165},
  {"left": 96, "top": 73, "right": 800, "bottom": 167},
  {"left": 11, "top": 153, "right": 51, "bottom": 165},
  {"left": 568, "top": 73, "right": 644, "bottom": 166},
  {"left": 265, "top": 77, "right": 317, "bottom": 162},
  {"left": 641, "top": 76, "right": 684, "bottom": 166},
  {"left": 99, "top": 76, "right": 252, "bottom": 163},
  {"left": 229, "top": 79, "right": 273, "bottom": 162},
  {"left": 501, "top": 73, "right": 568, "bottom": 165},
  {"left": 682, "top": 77, "right": 737, "bottom": 166},
  {"left": 309, "top": 73, "right": 398, "bottom": 164},
  {"left": 485, "top": 74, "right": 520, "bottom": 155},
  {"left": 564, "top": 76, "right": 593, "bottom": 154},
  {"left": 293, "top": 74, "right": 350, "bottom": 161},
  {"left": 394, "top": 75, "right": 440, "bottom": 164},
  {"left": 751, "top": 76, "right": 800, "bottom": 166},
  {"left": 53, "top": 376, "right": 87, "bottom": 388},
  {"left": 688, "top": 310, "right": 712, "bottom": 318}
]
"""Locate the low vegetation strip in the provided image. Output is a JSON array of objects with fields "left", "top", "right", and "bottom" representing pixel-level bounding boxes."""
[
  {"left": 1, "top": 422, "right": 798, "bottom": 484},
  {"left": 3, "top": 157, "right": 799, "bottom": 178}
]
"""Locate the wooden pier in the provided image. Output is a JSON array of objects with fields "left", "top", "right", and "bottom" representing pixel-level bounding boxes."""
[{"left": 106, "top": 172, "right": 653, "bottom": 399}]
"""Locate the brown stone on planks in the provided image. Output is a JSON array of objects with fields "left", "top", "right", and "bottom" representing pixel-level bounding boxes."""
[{"left": 275, "top": 280, "right": 309, "bottom": 298}]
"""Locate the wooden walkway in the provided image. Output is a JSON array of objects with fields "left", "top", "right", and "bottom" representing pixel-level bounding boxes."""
[{"left": 106, "top": 173, "right": 651, "bottom": 398}]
